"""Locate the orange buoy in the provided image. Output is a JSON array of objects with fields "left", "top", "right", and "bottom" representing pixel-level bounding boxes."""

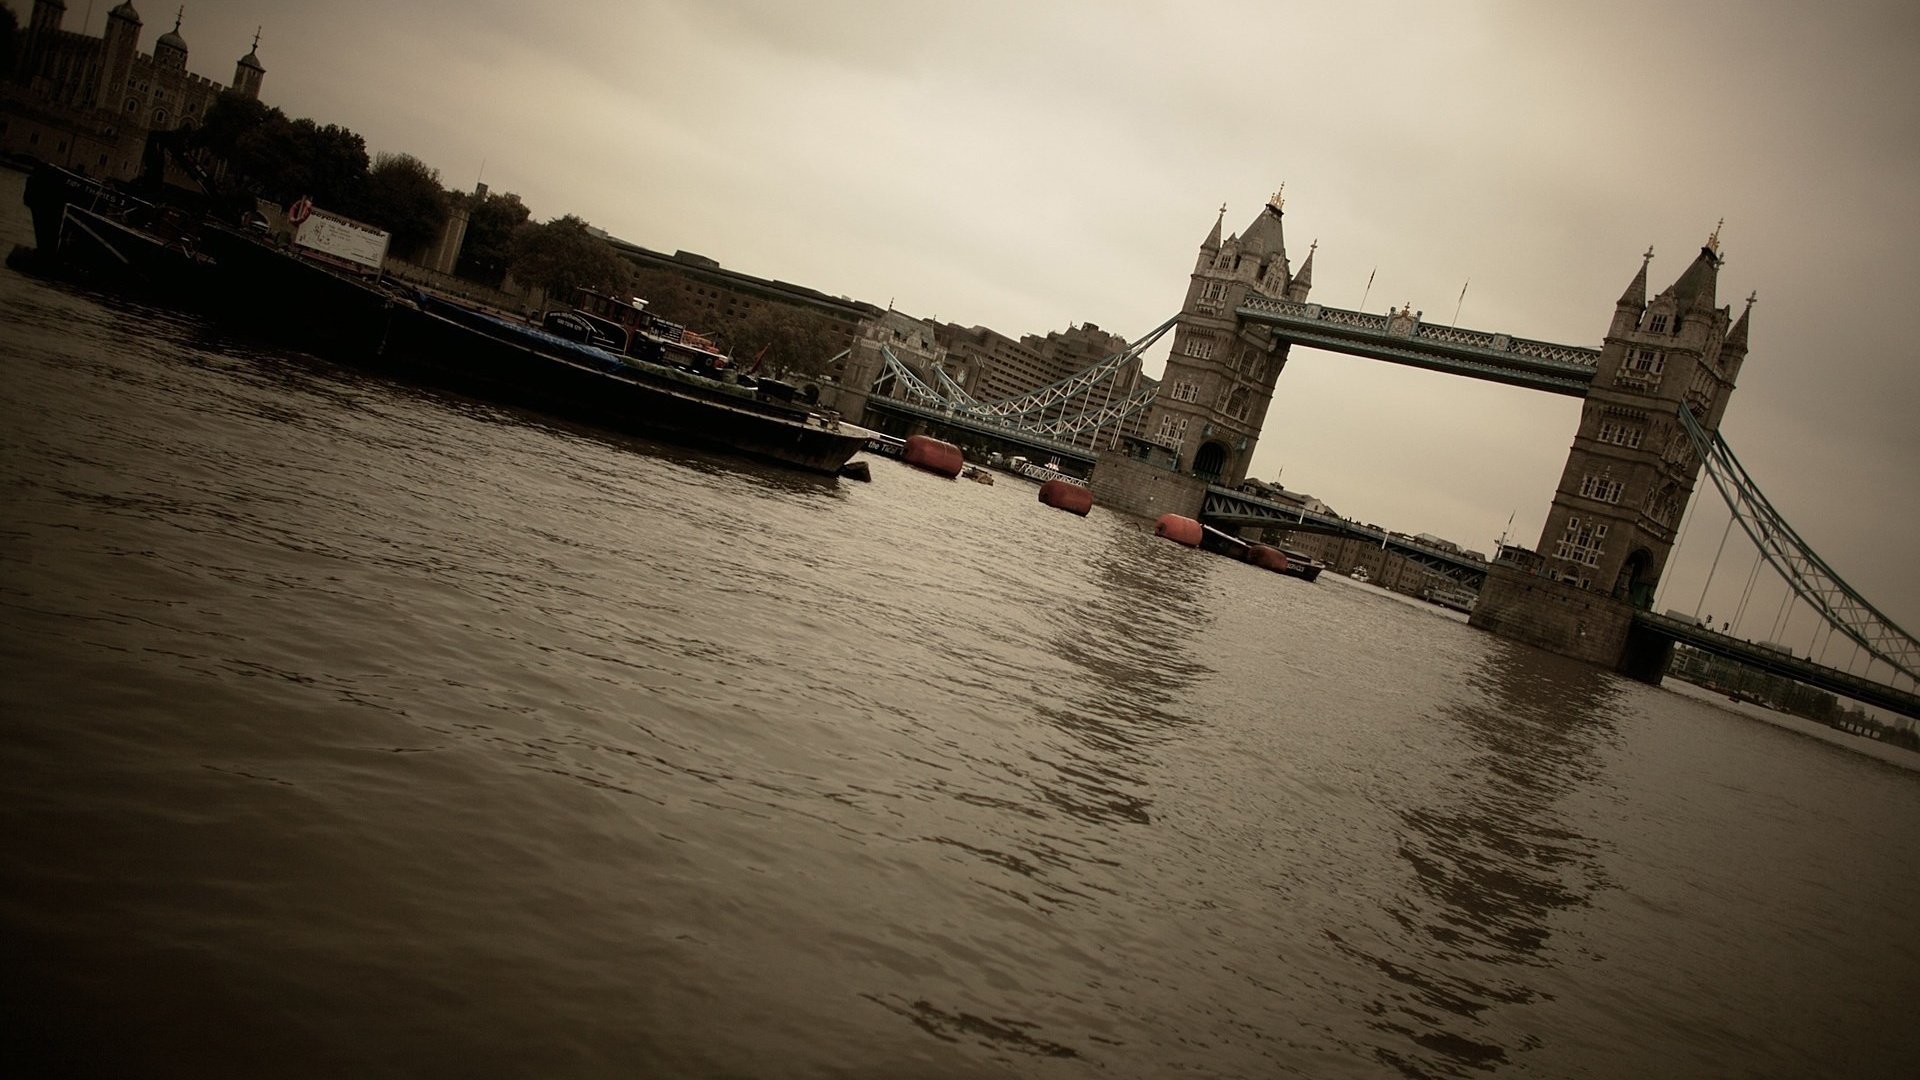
[
  {"left": 901, "top": 435, "right": 963, "bottom": 478},
  {"left": 1248, "top": 543, "right": 1290, "bottom": 573},
  {"left": 1154, "top": 513, "right": 1203, "bottom": 547},
  {"left": 1038, "top": 479, "right": 1092, "bottom": 515}
]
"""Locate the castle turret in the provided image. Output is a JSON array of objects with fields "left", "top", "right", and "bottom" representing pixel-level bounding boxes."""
[
  {"left": 19, "top": 0, "right": 68, "bottom": 86},
  {"left": 233, "top": 27, "right": 264, "bottom": 99},
  {"left": 97, "top": 2, "right": 142, "bottom": 114},
  {"left": 29, "top": 0, "right": 66, "bottom": 34},
  {"left": 153, "top": 8, "right": 188, "bottom": 72}
]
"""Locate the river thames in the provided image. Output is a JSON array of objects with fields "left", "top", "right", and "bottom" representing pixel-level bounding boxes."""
[{"left": 2, "top": 174, "right": 1916, "bottom": 1078}]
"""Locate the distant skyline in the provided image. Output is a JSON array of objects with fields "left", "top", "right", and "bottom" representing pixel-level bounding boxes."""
[{"left": 19, "top": 0, "right": 1919, "bottom": 662}]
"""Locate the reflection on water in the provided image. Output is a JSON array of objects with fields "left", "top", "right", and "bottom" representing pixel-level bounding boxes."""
[{"left": 1343, "top": 648, "right": 1626, "bottom": 1076}]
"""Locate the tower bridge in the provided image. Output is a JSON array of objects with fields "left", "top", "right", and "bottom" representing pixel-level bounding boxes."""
[{"left": 847, "top": 191, "right": 1918, "bottom": 716}]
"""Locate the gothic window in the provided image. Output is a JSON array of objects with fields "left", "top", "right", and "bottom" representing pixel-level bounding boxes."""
[
  {"left": 1156, "top": 414, "right": 1189, "bottom": 446},
  {"left": 1644, "top": 481, "right": 1680, "bottom": 527},
  {"left": 1596, "top": 420, "right": 1643, "bottom": 448},
  {"left": 1649, "top": 313, "right": 1669, "bottom": 333},
  {"left": 153, "top": 108, "right": 169, "bottom": 126},
  {"left": 1579, "top": 473, "right": 1624, "bottom": 503},
  {"left": 1616, "top": 347, "right": 1665, "bottom": 390},
  {"left": 1227, "top": 387, "right": 1251, "bottom": 421},
  {"left": 125, "top": 97, "right": 139, "bottom": 112},
  {"left": 1197, "top": 281, "right": 1228, "bottom": 313},
  {"left": 1183, "top": 335, "right": 1215, "bottom": 361},
  {"left": 1170, "top": 380, "right": 1199, "bottom": 403},
  {"left": 1553, "top": 516, "right": 1608, "bottom": 568}
]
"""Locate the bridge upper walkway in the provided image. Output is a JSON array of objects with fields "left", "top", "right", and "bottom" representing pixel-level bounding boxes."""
[{"left": 1236, "top": 296, "right": 1602, "bottom": 395}]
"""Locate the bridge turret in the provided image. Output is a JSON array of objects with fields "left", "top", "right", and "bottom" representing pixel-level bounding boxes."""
[
  {"left": 1195, "top": 204, "right": 1224, "bottom": 273},
  {"left": 1721, "top": 293, "right": 1753, "bottom": 377},
  {"left": 1286, "top": 241, "right": 1316, "bottom": 303},
  {"left": 1611, "top": 247, "right": 1651, "bottom": 336}
]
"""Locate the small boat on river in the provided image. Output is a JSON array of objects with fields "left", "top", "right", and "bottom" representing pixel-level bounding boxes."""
[
  {"left": 1421, "top": 582, "right": 1479, "bottom": 614},
  {"left": 1278, "top": 550, "right": 1326, "bottom": 582}
]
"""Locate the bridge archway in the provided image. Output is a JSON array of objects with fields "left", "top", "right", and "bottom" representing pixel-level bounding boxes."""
[
  {"left": 1193, "top": 440, "right": 1228, "bottom": 482},
  {"left": 1617, "top": 548, "right": 1656, "bottom": 609}
]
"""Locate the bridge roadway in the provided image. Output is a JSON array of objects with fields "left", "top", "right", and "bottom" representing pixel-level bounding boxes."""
[
  {"left": 861, "top": 396, "right": 1101, "bottom": 471},
  {"left": 1200, "top": 486, "right": 1490, "bottom": 587},
  {"left": 1633, "top": 611, "right": 1920, "bottom": 721},
  {"left": 1237, "top": 296, "right": 1602, "bottom": 396}
]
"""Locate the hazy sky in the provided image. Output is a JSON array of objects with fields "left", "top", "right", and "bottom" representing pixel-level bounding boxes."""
[{"left": 41, "top": 0, "right": 1920, "bottom": 659}]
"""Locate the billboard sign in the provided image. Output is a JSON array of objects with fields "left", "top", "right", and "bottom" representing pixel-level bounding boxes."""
[{"left": 293, "top": 207, "right": 390, "bottom": 273}]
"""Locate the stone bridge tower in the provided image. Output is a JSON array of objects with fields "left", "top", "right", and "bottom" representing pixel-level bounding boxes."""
[
  {"left": 1142, "top": 191, "right": 1314, "bottom": 487},
  {"left": 1472, "top": 229, "right": 1753, "bottom": 677}
]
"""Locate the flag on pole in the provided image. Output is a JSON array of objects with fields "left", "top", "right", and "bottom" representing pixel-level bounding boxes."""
[
  {"left": 1451, "top": 279, "right": 1470, "bottom": 327},
  {"left": 1360, "top": 267, "right": 1377, "bottom": 311}
]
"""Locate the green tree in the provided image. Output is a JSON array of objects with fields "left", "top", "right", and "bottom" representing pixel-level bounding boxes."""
[
  {"left": 508, "top": 215, "right": 633, "bottom": 301},
  {"left": 357, "top": 152, "right": 448, "bottom": 260},
  {"left": 196, "top": 94, "right": 368, "bottom": 211},
  {"left": 455, "top": 190, "right": 531, "bottom": 286},
  {"left": 717, "top": 306, "right": 852, "bottom": 378}
]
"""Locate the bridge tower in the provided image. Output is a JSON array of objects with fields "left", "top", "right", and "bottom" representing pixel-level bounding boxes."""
[
  {"left": 1471, "top": 229, "right": 1754, "bottom": 677},
  {"left": 1092, "top": 192, "right": 1311, "bottom": 516},
  {"left": 1148, "top": 191, "right": 1311, "bottom": 486}
]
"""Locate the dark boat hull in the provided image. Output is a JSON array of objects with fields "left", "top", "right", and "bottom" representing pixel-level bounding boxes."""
[
  {"left": 385, "top": 302, "right": 870, "bottom": 474},
  {"left": 49, "top": 203, "right": 216, "bottom": 296},
  {"left": 197, "top": 228, "right": 869, "bottom": 475}
]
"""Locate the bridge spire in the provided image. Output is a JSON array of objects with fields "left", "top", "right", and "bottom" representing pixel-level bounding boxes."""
[
  {"left": 1287, "top": 240, "right": 1316, "bottom": 302},
  {"left": 1202, "top": 203, "right": 1224, "bottom": 252},
  {"left": 1617, "top": 246, "right": 1652, "bottom": 309},
  {"left": 1724, "top": 290, "right": 1755, "bottom": 351},
  {"left": 1662, "top": 229, "right": 1722, "bottom": 315}
]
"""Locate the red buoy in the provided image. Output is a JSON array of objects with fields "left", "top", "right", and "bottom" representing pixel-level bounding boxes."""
[
  {"left": 901, "top": 435, "right": 964, "bottom": 478},
  {"left": 1154, "top": 514, "right": 1203, "bottom": 547},
  {"left": 1248, "top": 543, "right": 1290, "bottom": 573},
  {"left": 1038, "top": 479, "right": 1092, "bottom": 515}
]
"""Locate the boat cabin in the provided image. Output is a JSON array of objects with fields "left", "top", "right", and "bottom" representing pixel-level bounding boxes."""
[{"left": 544, "top": 288, "right": 730, "bottom": 373}]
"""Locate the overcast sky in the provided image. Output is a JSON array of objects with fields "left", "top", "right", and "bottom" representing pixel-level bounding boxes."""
[{"left": 46, "top": 0, "right": 1920, "bottom": 663}]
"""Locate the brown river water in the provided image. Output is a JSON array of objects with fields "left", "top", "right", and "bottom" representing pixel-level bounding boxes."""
[{"left": 2, "top": 170, "right": 1916, "bottom": 1078}]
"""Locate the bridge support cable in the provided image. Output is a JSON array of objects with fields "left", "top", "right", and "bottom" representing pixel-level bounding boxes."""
[
  {"left": 1677, "top": 405, "right": 1920, "bottom": 686},
  {"left": 949, "top": 315, "right": 1179, "bottom": 424},
  {"left": 870, "top": 315, "right": 1179, "bottom": 445}
]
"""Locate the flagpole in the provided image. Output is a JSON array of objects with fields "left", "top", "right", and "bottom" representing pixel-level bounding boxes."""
[
  {"left": 1451, "top": 279, "right": 1469, "bottom": 327},
  {"left": 1359, "top": 267, "right": 1376, "bottom": 311}
]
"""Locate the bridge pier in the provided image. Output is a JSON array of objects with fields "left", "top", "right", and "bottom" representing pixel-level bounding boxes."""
[
  {"left": 1089, "top": 448, "right": 1206, "bottom": 521},
  {"left": 1470, "top": 559, "right": 1665, "bottom": 682}
]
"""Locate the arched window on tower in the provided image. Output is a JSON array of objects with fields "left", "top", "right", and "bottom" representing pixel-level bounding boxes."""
[{"left": 1227, "top": 387, "right": 1251, "bottom": 422}]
